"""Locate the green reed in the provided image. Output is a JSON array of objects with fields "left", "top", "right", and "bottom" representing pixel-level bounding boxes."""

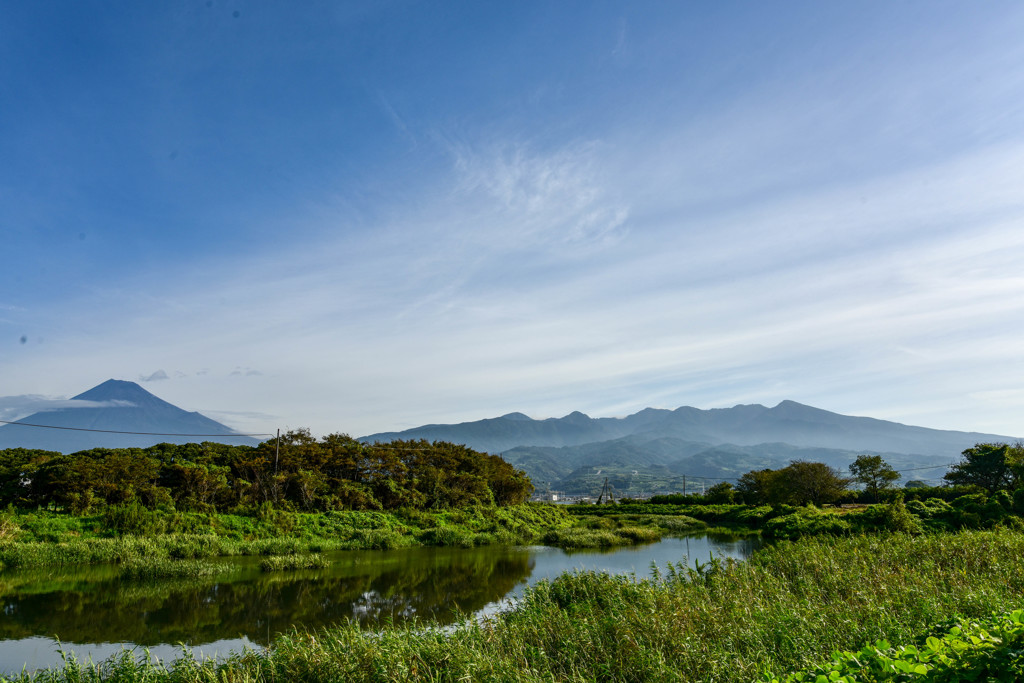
[{"left": 259, "top": 554, "right": 330, "bottom": 572}]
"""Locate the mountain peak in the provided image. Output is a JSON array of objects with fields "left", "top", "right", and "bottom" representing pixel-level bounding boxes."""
[
  {"left": 0, "top": 380, "right": 260, "bottom": 452},
  {"left": 771, "top": 400, "right": 836, "bottom": 417},
  {"left": 500, "top": 412, "right": 532, "bottom": 421},
  {"left": 74, "top": 379, "right": 150, "bottom": 400},
  {"left": 72, "top": 379, "right": 180, "bottom": 412}
]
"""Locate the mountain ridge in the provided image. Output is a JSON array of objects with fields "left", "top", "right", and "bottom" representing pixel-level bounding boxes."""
[
  {"left": 360, "top": 401, "right": 1019, "bottom": 494},
  {"left": 359, "top": 400, "right": 1017, "bottom": 456}
]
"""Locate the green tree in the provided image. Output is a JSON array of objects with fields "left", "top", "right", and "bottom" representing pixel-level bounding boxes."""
[
  {"left": 703, "top": 481, "right": 736, "bottom": 504},
  {"left": 736, "top": 469, "right": 776, "bottom": 504},
  {"left": 772, "top": 461, "right": 851, "bottom": 506},
  {"left": 849, "top": 454, "right": 900, "bottom": 502},
  {"left": 944, "top": 443, "right": 1020, "bottom": 494}
]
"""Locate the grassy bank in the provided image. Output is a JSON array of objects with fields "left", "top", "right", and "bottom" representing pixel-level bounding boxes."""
[
  {"left": 5, "top": 530, "right": 1022, "bottom": 682},
  {"left": 0, "top": 503, "right": 578, "bottom": 569}
]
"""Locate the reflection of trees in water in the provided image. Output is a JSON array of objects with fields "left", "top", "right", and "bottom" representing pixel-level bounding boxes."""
[{"left": 0, "top": 548, "right": 534, "bottom": 646}]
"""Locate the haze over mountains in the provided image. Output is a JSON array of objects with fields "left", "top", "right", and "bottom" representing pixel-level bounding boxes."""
[
  {"left": 361, "top": 402, "right": 1021, "bottom": 495},
  {"left": 3, "top": 381, "right": 1019, "bottom": 496},
  {"left": 0, "top": 380, "right": 261, "bottom": 452}
]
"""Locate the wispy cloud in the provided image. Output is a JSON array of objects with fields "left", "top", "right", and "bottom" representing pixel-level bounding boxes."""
[
  {"left": 139, "top": 370, "right": 169, "bottom": 382},
  {"left": 0, "top": 395, "right": 135, "bottom": 422},
  {"left": 449, "top": 140, "right": 630, "bottom": 253}
]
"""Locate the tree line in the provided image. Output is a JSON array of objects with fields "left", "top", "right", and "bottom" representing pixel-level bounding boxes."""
[
  {"left": 650, "top": 442, "right": 1024, "bottom": 507},
  {"left": 0, "top": 430, "right": 533, "bottom": 513}
]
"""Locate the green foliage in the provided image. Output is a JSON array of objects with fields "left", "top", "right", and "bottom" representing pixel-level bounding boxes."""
[
  {"left": 849, "top": 454, "right": 901, "bottom": 502},
  {"left": 568, "top": 502, "right": 780, "bottom": 529},
  {"left": 763, "top": 506, "right": 852, "bottom": 539},
  {"left": 0, "top": 504, "right": 576, "bottom": 567},
  {"left": 732, "top": 461, "right": 852, "bottom": 506},
  {"left": 943, "top": 442, "right": 1021, "bottom": 493},
  {"left": 703, "top": 481, "right": 736, "bottom": 504},
  {"left": 0, "top": 435, "right": 532, "bottom": 514},
  {"left": 103, "top": 501, "right": 167, "bottom": 536},
  {"left": 541, "top": 521, "right": 662, "bottom": 549},
  {"left": 15, "top": 531, "right": 1024, "bottom": 682},
  {"left": 769, "top": 609, "right": 1024, "bottom": 682}
]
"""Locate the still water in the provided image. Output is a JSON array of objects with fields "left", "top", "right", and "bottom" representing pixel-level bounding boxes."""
[{"left": 0, "top": 534, "right": 760, "bottom": 674}]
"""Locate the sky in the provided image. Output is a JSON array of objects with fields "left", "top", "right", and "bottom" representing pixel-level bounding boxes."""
[{"left": 3, "top": 1, "right": 1024, "bottom": 440}]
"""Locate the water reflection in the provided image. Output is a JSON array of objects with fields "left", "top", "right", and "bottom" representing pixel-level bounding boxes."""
[
  {"left": 0, "top": 534, "right": 760, "bottom": 674},
  {"left": 0, "top": 547, "right": 535, "bottom": 646}
]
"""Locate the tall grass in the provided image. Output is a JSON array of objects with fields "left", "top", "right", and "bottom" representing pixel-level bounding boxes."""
[
  {"left": 119, "top": 557, "right": 228, "bottom": 580},
  {"left": 259, "top": 554, "right": 330, "bottom": 572},
  {"left": 9, "top": 530, "right": 1021, "bottom": 682}
]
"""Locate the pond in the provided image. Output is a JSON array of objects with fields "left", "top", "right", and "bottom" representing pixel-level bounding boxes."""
[{"left": 0, "top": 533, "right": 761, "bottom": 674}]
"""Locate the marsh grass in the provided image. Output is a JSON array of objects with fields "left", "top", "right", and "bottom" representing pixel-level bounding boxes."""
[
  {"left": 8, "top": 530, "right": 1022, "bottom": 682},
  {"left": 259, "top": 554, "right": 330, "bottom": 572},
  {"left": 118, "top": 557, "right": 228, "bottom": 580},
  {"left": 0, "top": 504, "right": 574, "bottom": 570},
  {"left": 541, "top": 524, "right": 663, "bottom": 549}
]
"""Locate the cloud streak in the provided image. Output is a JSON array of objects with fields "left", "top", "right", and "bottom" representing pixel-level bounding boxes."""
[{"left": 0, "top": 396, "right": 135, "bottom": 422}]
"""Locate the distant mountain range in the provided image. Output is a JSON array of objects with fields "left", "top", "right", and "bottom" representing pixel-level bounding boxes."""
[
  {"left": 361, "top": 402, "right": 1021, "bottom": 495},
  {"left": 4, "top": 382, "right": 1019, "bottom": 495},
  {"left": 0, "top": 380, "right": 262, "bottom": 452}
]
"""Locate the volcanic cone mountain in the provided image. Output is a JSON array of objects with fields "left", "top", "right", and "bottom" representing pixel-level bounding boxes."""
[{"left": 0, "top": 380, "right": 262, "bottom": 453}]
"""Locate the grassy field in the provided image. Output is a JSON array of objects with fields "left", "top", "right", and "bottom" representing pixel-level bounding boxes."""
[{"left": 3, "top": 530, "right": 1022, "bottom": 682}]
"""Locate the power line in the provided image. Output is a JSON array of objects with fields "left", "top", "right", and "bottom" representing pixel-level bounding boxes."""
[
  {"left": 603, "top": 461, "right": 958, "bottom": 486},
  {"left": 0, "top": 422, "right": 479, "bottom": 448},
  {"left": 0, "top": 419, "right": 273, "bottom": 437}
]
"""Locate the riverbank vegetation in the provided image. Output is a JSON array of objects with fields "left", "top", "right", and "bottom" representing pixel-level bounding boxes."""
[
  {"left": 1, "top": 441, "right": 1023, "bottom": 678},
  {"left": 3, "top": 530, "right": 1021, "bottom": 682},
  {"left": 0, "top": 503, "right": 578, "bottom": 569},
  {"left": 3, "top": 441, "right": 1024, "bottom": 566},
  {"left": 567, "top": 442, "right": 1024, "bottom": 540}
]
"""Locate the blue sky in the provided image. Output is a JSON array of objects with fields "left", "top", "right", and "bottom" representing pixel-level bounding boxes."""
[{"left": 3, "top": 1, "right": 1024, "bottom": 439}]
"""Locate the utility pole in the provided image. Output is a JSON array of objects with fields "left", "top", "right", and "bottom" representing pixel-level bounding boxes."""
[
  {"left": 682, "top": 475, "right": 686, "bottom": 496},
  {"left": 275, "top": 428, "right": 280, "bottom": 474}
]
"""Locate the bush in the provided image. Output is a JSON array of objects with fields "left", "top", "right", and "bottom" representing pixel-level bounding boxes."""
[
  {"left": 422, "top": 526, "right": 476, "bottom": 548},
  {"left": 769, "top": 609, "right": 1024, "bottom": 682},
  {"left": 849, "top": 498, "right": 923, "bottom": 534},
  {"left": 103, "top": 502, "right": 166, "bottom": 536},
  {"left": 763, "top": 508, "right": 851, "bottom": 539}
]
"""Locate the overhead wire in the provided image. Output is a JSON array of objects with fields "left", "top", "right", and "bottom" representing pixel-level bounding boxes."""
[{"left": 0, "top": 419, "right": 273, "bottom": 437}]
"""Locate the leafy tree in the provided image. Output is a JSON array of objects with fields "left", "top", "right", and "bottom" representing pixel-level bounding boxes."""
[
  {"left": 943, "top": 443, "right": 1020, "bottom": 493},
  {"left": 772, "top": 460, "right": 851, "bottom": 506},
  {"left": 7, "top": 429, "right": 532, "bottom": 514},
  {"left": 849, "top": 454, "right": 900, "bottom": 502},
  {"left": 0, "top": 448, "right": 55, "bottom": 506},
  {"left": 736, "top": 469, "right": 775, "bottom": 505},
  {"left": 703, "top": 481, "right": 736, "bottom": 504}
]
